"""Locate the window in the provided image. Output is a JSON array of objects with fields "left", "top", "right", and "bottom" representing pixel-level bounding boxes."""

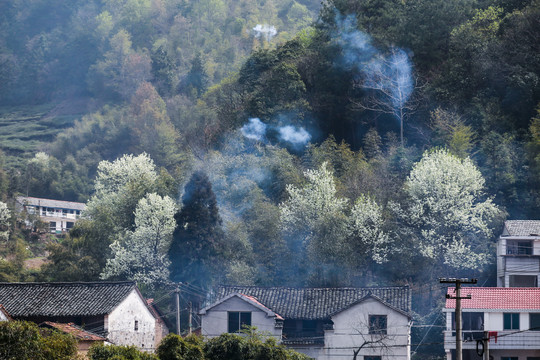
[
  {"left": 530, "top": 314, "right": 540, "bottom": 331},
  {"left": 369, "top": 315, "right": 387, "bottom": 335},
  {"left": 506, "top": 240, "right": 533, "bottom": 255},
  {"left": 365, "top": 357, "right": 381, "bottom": 360},
  {"left": 509, "top": 275, "right": 537, "bottom": 287},
  {"left": 503, "top": 313, "right": 519, "bottom": 330},
  {"left": 228, "top": 312, "right": 251, "bottom": 333},
  {"left": 134, "top": 320, "right": 139, "bottom": 331},
  {"left": 66, "top": 222, "right": 74, "bottom": 230},
  {"left": 452, "top": 312, "right": 484, "bottom": 331},
  {"left": 501, "top": 358, "right": 518, "bottom": 360},
  {"left": 49, "top": 222, "right": 56, "bottom": 232}
]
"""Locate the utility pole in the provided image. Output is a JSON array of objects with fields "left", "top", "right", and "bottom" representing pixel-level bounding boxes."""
[
  {"left": 175, "top": 284, "right": 181, "bottom": 335},
  {"left": 440, "top": 278, "right": 477, "bottom": 360},
  {"left": 483, "top": 331, "right": 490, "bottom": 360},
  {"left": 188, "top": 301, "right": 193, "bottom": 335}
]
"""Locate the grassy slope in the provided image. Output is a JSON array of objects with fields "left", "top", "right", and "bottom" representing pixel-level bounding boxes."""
[{"left": 0, "top": 99, "right": 91, "bottom": 167}]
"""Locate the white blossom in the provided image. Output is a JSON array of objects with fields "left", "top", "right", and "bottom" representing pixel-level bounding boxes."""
[
  {"left": 0, "top": 202, "right": 10, "bottom": 241},
  {"left": 403, "top": 149, "right": 500, "bottom": 269},
  {"left": 101, "top": 193, "right": 177, "bottom": 285}
]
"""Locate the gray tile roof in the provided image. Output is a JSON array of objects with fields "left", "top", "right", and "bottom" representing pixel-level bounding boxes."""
[
  {"left": 214, "top": 286, "right": 411, "bottom": 320},
  {"left": 504, "top": 220, "right": 540, "bottom": 237},
  {"left": 0, "top": 282, "right": 136, "bottom": 317},
  {"left": 16, "top": 196, "right": 86, "bottom": 211}
]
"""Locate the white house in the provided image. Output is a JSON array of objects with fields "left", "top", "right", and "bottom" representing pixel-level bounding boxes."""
[
  {"left": 497, "top": 220, "right": 540, "bottom": 287},
  {"left": 16, "top": 196, "right": 86, "bottom": 234},
  {"left": 200, "top": 286, "right": 412, "bottom": 360},
  {"left": 0, "top": 281, "right": 168, "bottom": 352},
  {"left": 443, "top": 287, "right": 540, "bottom": 360}
]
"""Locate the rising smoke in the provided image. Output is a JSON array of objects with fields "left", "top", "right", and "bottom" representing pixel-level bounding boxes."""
[
  {"left": 240, "top": 117, "right": 312, "bottom": 148},
  {"left": 334, "top": 15, "right": 413, "bottom": 112},
  {"left": 241, "top": 118, "right": 267, "bottom": 141},
  {"left": 253, "top": 24, "right": 278, "bottom": 42}
]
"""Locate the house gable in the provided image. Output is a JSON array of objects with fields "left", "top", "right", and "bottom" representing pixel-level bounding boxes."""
[
  {"left": 326, "top": 297, "right": 411, "bottom": 360},
  {"left": 107, "top": 288, "right": 158, "bottom": 352},
  {"left": 200, "top": 293, "right": 282, "bottom": 340}
]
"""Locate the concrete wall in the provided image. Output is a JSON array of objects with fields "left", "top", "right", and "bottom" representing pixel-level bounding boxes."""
[
  {"left": 497, "top": 237, "right": 540, "bottom": 287},
  {"left": 201, "top": 296, "right": 282, "bottom": 340},
  {"left": 321, "top": 298, "right": 411, "bottom": 360},
  {"left": 107, "top": 290, "right": 157, "bottom": 352}
]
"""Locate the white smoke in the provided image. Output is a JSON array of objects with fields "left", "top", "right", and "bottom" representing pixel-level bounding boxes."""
[
  {"left": 241, "top": 118, "right": 267, "bottom": 141},
  {"left": 253, "top": 24, "right": 277, "bottom": 42},
  {"left": 278, "top": 125, "right": 311, "bottom": 145},
  {"left": 240, "top": 118, "right": 312, "bottom": 148}
]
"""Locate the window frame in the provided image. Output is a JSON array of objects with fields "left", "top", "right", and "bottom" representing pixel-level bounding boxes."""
[
  {"left": 506, "top": 240, "right": 533, "bottom": 255},
  {"left": 530, "top": 313, "right": 540, "bottom": 331},
  {"left": 228, "top": 311, "right": 252, "bottom": 333},
  {"left": 368, "top": 315, "right": 387, "bottom": 335},
  {"left": 503, "top": 313, "right": 520, "bottom": 330}
]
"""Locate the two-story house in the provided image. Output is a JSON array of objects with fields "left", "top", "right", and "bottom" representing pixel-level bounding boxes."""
[
  {"left": 200, "top": 286, "right": 412, "bottom": 360},
  {"left": 16, "top": 196, "right": 86, "bottom": 234},
  {"left": 0, "top": 281, "right": 168, "bottom": 352},
  {"left": 497, "top": 220, "right": 540, "bottom": 287},
  {"left": 443, "top": 287, "right": 540, "bottom": 360}
]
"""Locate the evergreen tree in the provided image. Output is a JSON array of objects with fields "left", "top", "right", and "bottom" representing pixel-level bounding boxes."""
[
  {"left": 169, "top": 171, "right": 224, "bottom": 288},
  {"left": 179, "top": 53, "right": 209, "bottom": 98}
]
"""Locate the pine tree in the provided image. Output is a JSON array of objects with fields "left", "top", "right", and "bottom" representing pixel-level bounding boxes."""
[{"left": 169, "top": 171, "right": 224, "bottom": 288}]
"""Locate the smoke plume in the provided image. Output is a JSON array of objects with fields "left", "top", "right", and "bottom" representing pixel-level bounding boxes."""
[
  {"left": 241, "top": 118, "right": 267, "bottom": 141},
  {"left": 253, "top": 24, "right": 278, "bottom": 42},
  {"left": 334, "top": 15, "right": 413, "bottom": 113},
  {"left": 278, "top": 125, "right": 311, "bottom": 146},
  {"left": 240, "top": 117, "right": 312, "bottom": 148}
]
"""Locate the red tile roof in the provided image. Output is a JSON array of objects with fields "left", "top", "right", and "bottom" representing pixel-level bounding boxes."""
[
  {"left": 240, "top": 293, "right": 284, "bottom": 320},
  {"left": 43, "top": 322, "right": 106, "bottom": 341},
  {"left": 445, "top": 287, "right": 540, "bottom": 310}
]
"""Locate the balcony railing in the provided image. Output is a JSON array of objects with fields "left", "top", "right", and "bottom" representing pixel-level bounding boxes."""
[{"left": 444, "top": 330, "right": 540, "bottom": 350}]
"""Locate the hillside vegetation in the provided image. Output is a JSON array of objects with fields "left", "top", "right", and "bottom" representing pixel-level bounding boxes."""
[{"left": 0, "top": 0, "right": 539, "bottom": 357}]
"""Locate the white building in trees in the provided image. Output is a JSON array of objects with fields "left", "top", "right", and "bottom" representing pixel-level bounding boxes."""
[
  {"left": 497, "top": 220, "right": 540, "bottom": 287},
  {"left": 16, "top": 196, "right": 85, "bottom": 233}
]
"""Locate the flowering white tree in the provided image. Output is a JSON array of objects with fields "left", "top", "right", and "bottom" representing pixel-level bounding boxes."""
[
  {"left": 0, "top": 201, "right": 10, "bottom": 241},
  {"left": 401, "top": 148, "right": 501, "bottom": 269},
  {"left": 102, "top": 193, "right": 177, "bottom": 285},
  {"left": 85, "top": 153, "right": 159, "bottom": 231},
  {"left": 348, "top": 195, "right": 389, "bottom": 264},
  {"left": 280, "top": 163, "right": 390, "bottom": 273},
  {"left": 280, "top": 162, "right": 349, "bottom": 260}
]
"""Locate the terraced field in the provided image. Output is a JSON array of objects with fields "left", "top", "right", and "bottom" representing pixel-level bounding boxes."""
[{"left": 0, "top": 99, "right": 90, "bottom": 166}]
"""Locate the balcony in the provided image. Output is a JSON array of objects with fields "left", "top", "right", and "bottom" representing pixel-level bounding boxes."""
[{"left": 444, "top": 330, "right": 540, "bottom": 350}]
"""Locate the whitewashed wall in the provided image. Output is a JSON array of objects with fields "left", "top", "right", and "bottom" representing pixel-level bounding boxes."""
[
  {"left": 200, "top": 296, "right": 282, "bottom": 340},
  {"left": 106, "top": 290, "right": 157, "bottom": 352},
  {"left": 321, "top": 298, "right": 411, "bottom": 360}
]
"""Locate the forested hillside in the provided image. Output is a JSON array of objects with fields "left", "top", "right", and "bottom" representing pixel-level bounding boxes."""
[{"left": 0, "top": 0, "right": 539, "bottom": 357}]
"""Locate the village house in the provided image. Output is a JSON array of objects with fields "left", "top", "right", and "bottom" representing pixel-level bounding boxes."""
[
  {"left": 16, "top": 196, "right": 86, "bottom": 234},
  {"left": 443, "top": 287, "right": 540, "bottom": 360},
  {"left": 497, "top": 220, "right": 540, "bottom": 288},
  {"left": 0, "top": 281, "right": 168, "bottom": 352},
  {"left": 200, "top": 286, "right": 412, "bottom": 360},
  {"left": 41, "top": 321, "right": 108, "bottom": 356}
]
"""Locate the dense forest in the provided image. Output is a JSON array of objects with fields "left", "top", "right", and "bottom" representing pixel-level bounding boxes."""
[{"left": 0, "top": 0, "right": 539, "bottom": 358}]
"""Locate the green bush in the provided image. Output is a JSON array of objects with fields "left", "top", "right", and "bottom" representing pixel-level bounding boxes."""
[{"left": 88, "top": 344, "right": 158, "bottom": 360}]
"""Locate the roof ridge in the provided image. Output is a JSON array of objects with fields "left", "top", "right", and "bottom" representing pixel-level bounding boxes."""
[{"left": 0, "top": 281, "right": 135, "bottom": 285}]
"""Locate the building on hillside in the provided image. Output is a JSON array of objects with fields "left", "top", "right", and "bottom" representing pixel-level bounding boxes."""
[
  {"left": 41, "top": 321, "right": 107, "bottom": 356},
  {"left": 16, "top": 196, "right": 86, "bottom": 234},
  {"left": 443, "top": 287, "right": 540, "bottom": 360},
  {"left": 200, "top": 286, "right": 412, "bottom": 360},
  {"left": 497, "top": 220, "right": 540, "bottom": 287},
  {"left": 0, "top": 281, "right": 168, "bottom": 352}
]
